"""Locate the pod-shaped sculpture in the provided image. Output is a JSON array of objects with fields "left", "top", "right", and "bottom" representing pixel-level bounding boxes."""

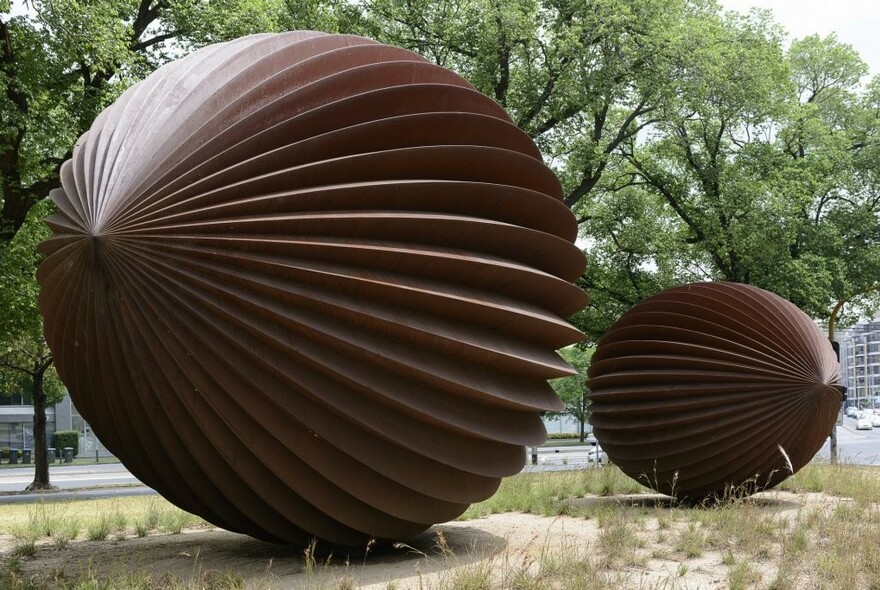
[
  {"left": 587, "top": 282, "right": 840, "bottom": 500},
  {"left": 37, "top": 32, "right": 589, "bottom": 545}
]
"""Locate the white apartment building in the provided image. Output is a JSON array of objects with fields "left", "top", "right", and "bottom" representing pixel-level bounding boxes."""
[{"left": 839, "top": 322, "right": 880, "bottom": 408}]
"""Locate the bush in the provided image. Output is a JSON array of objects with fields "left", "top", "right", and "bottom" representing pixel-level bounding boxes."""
[
  {"left": 52, "top": 430, "right": 79, "bottom": 457},
  {"left": 0, "top": 448, "right": 24, "bottom": 460}
]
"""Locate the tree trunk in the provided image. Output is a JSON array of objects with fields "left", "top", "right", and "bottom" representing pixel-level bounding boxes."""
[
  {"left": 579, "top": 388, "right": 587, "bottom": 442},
  {"left": 26, "top": 368, "right": 55, "bottom": 491}
]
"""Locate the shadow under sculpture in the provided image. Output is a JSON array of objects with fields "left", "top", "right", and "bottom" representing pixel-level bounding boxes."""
[
  {"left": 587, "top": 282, "right": 841, "bottom": 500},
  {"left": 36, "top": 31, "right": 589, "bottom": 545}
]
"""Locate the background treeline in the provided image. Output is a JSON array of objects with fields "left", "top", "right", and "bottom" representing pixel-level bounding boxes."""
[{"left": 2, "top": 0, "right": 879, "bottom": 345}]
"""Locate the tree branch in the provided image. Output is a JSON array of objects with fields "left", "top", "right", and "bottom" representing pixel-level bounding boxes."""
[
  {"left": 625, "top": 149, "right": 733, "bottom": 279},
  {"left": 131, "top": 32, "right": 176, "bottom": 52}
]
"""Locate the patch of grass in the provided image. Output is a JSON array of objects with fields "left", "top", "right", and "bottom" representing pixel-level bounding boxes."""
[
  {"left": 781, "top": 518, "right": 810, "bottom": 558},
  {"left": 460, "top": 467, "right": 649, "bottom": 520},
  {"left": 52, "top": 519, "right": 80, "bottom": 549},
  {"left": 596, "top": 510, "right": 645, "bottom": 567},
  {"left": 674, "top": 523, "right": 705, "bottom": 558},
  {"left": 655, "top": 508, "right": 677, "bottom": 531},
  {"left": 535, "top": 542, "right": 622, "bottom": 590},
  {"left": 0, "top": 495, "right": 204, "bottom": 538},
  {"left": 133, "top": 499, "right": 163, "bottom": 537},
  {"left": 439, "top": 562, "right": 491, "bottom": 590},
  {"left": 11, "top": 541, "right": 36, "bottom": 558},
  {"left": 109, "top": 504, "right": 129, "bottom": 532},
  {"left": 10, "top": 502, "right": 67, "bottom": 546},
  {"left": 85, "top": 514, "right": 110, "bottom": 541},
  {"left": 591, "top": 464, "right": 645, "bottom": 496},
  {"left": 727, "top": 558, "right": 761, "bottom": 590},
  {"left": 160, "top": 508, "right": 199, "bottom": 534},
  {"left": 53, "top": 570, "right": 246, "bottom": 590},
  {"left": 779, "top": 462, "right": 880, "bottom": 505},
  {"left": 686, "top": 500, "right": 781, "bottom": 558},
  {"left": 0, "top": 456, "right": 121, "bottom": 470}
]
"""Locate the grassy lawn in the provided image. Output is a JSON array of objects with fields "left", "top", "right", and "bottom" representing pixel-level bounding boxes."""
[
  {"left": 0, "top": 462, "right": 879, "bottom": 588},
  {"left": 538, "top": 439, "right": 594, "bottom": 447},
  {"left": 0, "top": 496, "right": 208, "bottom": 545}
]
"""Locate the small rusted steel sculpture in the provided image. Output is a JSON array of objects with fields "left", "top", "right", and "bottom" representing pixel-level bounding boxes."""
[
  {"left": 36, "top": 31, "right": 589, "bottom": 545},
  {"left": 588, "top": 282, "right": 840, "bottom": 500}
]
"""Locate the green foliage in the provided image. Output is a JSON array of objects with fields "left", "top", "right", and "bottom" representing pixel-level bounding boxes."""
[
  {"left": 1, "top": 1, "right": 878, "bottom": 427},
  {"left": 581, "top": 21, "right": 880, "bottom": 337},
  {"left": 548, "top": 345, "right": 592, "bottom": 438},
  {"left": 0, "top": 0, "right": 340, "bottom": 243},
  {"left": 357, "top": 0, "right": 880, "bottom": 337},
  {"left": 52, "top": 430, "right": 78, "bottom": 456},
  {"left": 0, "top": 0, "right": 340, "bottom": 490},
  {"left": 460, "top": 466, "right": 647, "bottom": 520},
  {"left": 0, "top": 200, "right": 63, "bottom": 405}
]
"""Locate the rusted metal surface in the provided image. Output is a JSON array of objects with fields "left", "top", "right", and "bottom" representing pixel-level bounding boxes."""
[
  {"left": 36, "top": 32, "right": 589, "bottom": 545},
  {"left": 587, "top": 282, "right": 840, "bottom": 500}
]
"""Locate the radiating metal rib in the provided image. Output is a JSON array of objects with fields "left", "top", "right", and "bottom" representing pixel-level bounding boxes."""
[
  {"left": 37, "top": 31, "right": 588, "bottom": 545},
  {"left": 587, "top": 282, "right": 841, "bottom": 500}
]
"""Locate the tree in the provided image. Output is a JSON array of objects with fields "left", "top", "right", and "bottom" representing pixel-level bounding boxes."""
[
  {"left": 353, "top": 2, "right": 880, "bottom": 341},
  {"left": 0, "top": 0, "right": 339, "bottom": 489},
  {"left": 548, "top": 345, "right": 593, "bottom": 441},
  {"left": 0, "top": 199, "right": 64, "bottom": 490},
  {"left": 582, "top": 15, "right": 880, "bottom": 341},
  {"left": 0, "top": 0, "right": 334, "bottom": 245},
  {"left": 355, "top": 0, "right": 705, "bottom": 211}
]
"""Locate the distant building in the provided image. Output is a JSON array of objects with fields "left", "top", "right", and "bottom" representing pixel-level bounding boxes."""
[
  {"left": 0, "top": 391, "right": 110, "bottom": 455},
  {"left": 0, "top": 392, "right": 56, "bottom": 449},
  {"left": 839, "top": 321, "right": 880, "bottom": 408},
  {"left": 542, "top": 414, "right": 592, "bottom": 437}
]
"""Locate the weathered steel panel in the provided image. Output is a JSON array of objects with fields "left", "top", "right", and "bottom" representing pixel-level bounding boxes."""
[
  {"left": 588, "top": 282, "right": 841, "bottom": 500},
  {"left": 37, "top": 32, "right": 588, "bottom": 545}
]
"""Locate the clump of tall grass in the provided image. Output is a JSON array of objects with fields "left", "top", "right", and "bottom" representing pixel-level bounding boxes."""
[
  {"left": 160, "top": 508, "right": 199, "bottom": 534},
  {"left": 527, "top": 546, "right": 622, "bottom": 590},
  {"left": 594, "top": 508, "right": 646, "bottom": 568},
  {"left": 459, "top": 466, "right": 648, "bottom": 520},
  {"left": 134, "top": 500, "right": 162, "bottom": 537},
  {"left": 779, "top": 461, "right": 880, "bottom": 505},
  {"left": 674, "top": 523, "right": 705, "bottom": 558},
  {"left": 727, "top": 558, "right": 761, "bottom": 590},
  {"left": 52, "top": 519, "right": 80, "bottom": 549},
  {"left": 86, "top": 514, "right": 111, "bottom": 541}
]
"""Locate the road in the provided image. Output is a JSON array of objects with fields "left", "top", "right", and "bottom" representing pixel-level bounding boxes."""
[
  {"left": 533, "top": 419, "right": 880, "bottom": 470},
  {"left": 0, "top": 419, "right": 877, "bottom": 503},
  {"left": 0, "top": 462, "right": 153, "bottom": 503},
  {"left": 817, "top": 415, "right": 880, "bottom": 465}
]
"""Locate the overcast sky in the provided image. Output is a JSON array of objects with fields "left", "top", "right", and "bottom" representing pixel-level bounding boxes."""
[{"left": 720, "top": 0, "right": 880, "bottom": 77}]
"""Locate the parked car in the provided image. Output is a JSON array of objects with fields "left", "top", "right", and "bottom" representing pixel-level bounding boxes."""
[
  {"left": 857, "top": 417, "right": 874, "bottom": 430},
  {"left": 587, "top": 445, "right": 608, "bottom": 465},
  {"left": 846, "top": 406, "right": 859, "bottom": 418}
]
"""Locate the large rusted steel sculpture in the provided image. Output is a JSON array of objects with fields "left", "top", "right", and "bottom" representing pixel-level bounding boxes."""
[
  {"left": 37, "top": 32, "right": 589, "bottom": 545},
  {"left": 588, "top": 282, "right": 841, "bottom": 500}
]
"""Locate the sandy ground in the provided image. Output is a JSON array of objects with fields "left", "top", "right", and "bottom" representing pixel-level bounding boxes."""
[{"left": 2, "top": 491, "right": 838, "bottom": 589}]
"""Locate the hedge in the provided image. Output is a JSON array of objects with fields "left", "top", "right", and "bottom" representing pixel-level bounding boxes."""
[
  {"left": 0, "top": 447, "right": 22, "bottom": 460},
  {"left": 52, "top": 430, "right": 79, "bottom": 457}
]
